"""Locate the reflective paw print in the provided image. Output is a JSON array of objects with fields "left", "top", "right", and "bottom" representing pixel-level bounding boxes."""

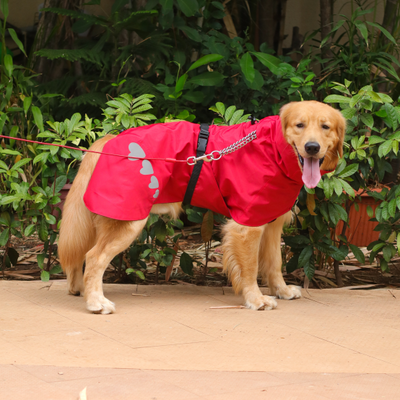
[{"left": 128, "top": 142, "right": 159, "bottom": 199}]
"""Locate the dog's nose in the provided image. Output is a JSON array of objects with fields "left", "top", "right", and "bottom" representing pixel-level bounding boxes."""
[{"left": 305, "top": 142, "right": 320, "bottom": 155}]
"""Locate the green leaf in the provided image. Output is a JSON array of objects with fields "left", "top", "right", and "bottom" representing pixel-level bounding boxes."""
[
  {"left": 333, "top": 203, "right": 348, "bottom": 222},
  {"left": 366, "top": 205, "right": 374, "bottom": 218},
  {"left": 360, "top": 114, "right": 374, "bottom": 128},
  {"left": 215, "top": 102, "right": 225, "bottom": 116},
  {"left": 338, "top": 179, "right": 355, "bottom": 198},
  {"left": 229, "top": 110, "right": 244, "bottom": 125},
  {"left": 240, "top": 53, "right": 255, "bottom": 83},
  {"left": 33, "top": 152, "right": 49, "bottom": 164},
  {"left": 153, "top": 219, "right": 167, "bottom": 242},
  {"left": 24, "top": 224, "right": 36, "bottom": 236},
  {"left": 378, "top": 140, "right": 393, "bottom": 157},
  {"left": 0, "top": 228, "right": 10, "bottom": 246},
  {"left": 368, "top": 135, "right": 385, "bottom": 144},
  {"left": 383, "top": 245, "right": 392, "bottom": 262},
  {"left": 23, "top": 96, "right": 32, "bottom": 115},
  {"left": 252, "top": 52, "right": 280, "bottom": 75},
  {"left": 0, "top": 113, "right": 8, "bottom": 135},
  {"left": 179, "top": 26, "right": 201, "bottom": 42},
  {"left": 397, "top": 233, "right": 400, "bottom": 255},
  {"left": 49, "top": 264, "right": 63, "bottom": 274},
  {"left": 371, "top": 242, "right": 385, "bottom": 253},
  {"left": 323, "top": 178, "right": 334, "bottom": 199},
  {"left": 177, "top": 0, "right": 199, "bottom": 17},
  {"left": 32, "top": 106, "right": 44, "bottom": 132},
  {"left": 160, "top": 0, "right": 173, "bottom": 11},
  {"left": 140, "top": 248, "right": 152, "bottom": 259},
  {"left": 11, "top": 157, "right": 32, "bottom": 171},
  {"left": 189, "top": 71, "right": 225, "bottom": 86},
  {"left": 298, "top": 246, "right": 313, "bottom": 268},
  {"left": 328, "top": 203, "right": 340, "bottom": 225},
  {"left": 180, "top": 252, "right": 193, "bottom": 275},
  {"left": 41, "top": 270, "right": 50, "bottom": 282},
  {"left": 349, "top": 244, "right": 365, "bottom": 264},
  {"left": 366, "top": 21, "right": 397, "bottom": 45},
  {"left": 0, "top": 0, "right": 9, "bottom": 20},
  {"left": 135, "top": 270, "right": 145, "bottom": 280},
  {"left": 389, "top": 198, "right": 397, "bottom": 218},
  {"left": 384, "top": 103, "right": 398, "bottom": 130},
  {"left": 175, "top": 73, "right": 188, "bottom": 93},
  {"left": 341, "top": 108, "right": 357, "bottom": 119},
  {"left": 8, "top": 28, "right": 27, "bottom": 56},
  {"left": 224, "top": 105, "right": 236, "bottom": 122},
  {"left": 324, "top": 95, "right": 350, "bottom": 103},
  {"left": 303, "top": 254, "right": 315, "bottom": 280},
  {"left": 377, "top": 93, "right": 393, "bottom": 103},
  {"left": 332, "top": 178, "right": 343, "bottom": 197},
  {"left": 338, "top": 163, "right": 358, "bottom": 178},
  {"left": 4, "top": 54, "right": 13, "bottom": 77},
  {"left": 354, "top": 20, "right": 368, "bottom": 43},
  {"left": 38, "top": 219, "right": 48, "bottom": 242},
  {"left": 187, "top": 54, "right": 224, "bottom": 72},
  {"left": 37, "top": 253, "right": 46, "bottom": 270}
]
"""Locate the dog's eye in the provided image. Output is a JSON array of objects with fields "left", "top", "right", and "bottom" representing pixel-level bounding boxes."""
[
  {"left": 296, "top": 123, "right": 304, "bottom": 128},
  {"left": 322, "top": 124, "right": 330, "bottom": 130}
]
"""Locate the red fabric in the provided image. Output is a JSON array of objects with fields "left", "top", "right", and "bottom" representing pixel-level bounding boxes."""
[{"left": 84, "top": 117, "right": 322, "bottom": 226}]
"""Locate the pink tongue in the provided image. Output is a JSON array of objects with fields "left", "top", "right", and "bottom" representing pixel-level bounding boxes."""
[{"left": 302, "top": 158, "right": 321, "bottom": 188}]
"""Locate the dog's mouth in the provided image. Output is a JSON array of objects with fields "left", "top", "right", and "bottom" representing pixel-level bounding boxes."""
[
  {"left": 294, "top": 145, "right": 325, "bottom": 189},
  {"left": 297, "top": 153, "right": 325, "bottom": 168}
]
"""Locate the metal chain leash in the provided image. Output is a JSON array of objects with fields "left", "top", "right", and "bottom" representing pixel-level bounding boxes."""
[{"left": 187, "top": 130, "right": 257, "bottom": 165}]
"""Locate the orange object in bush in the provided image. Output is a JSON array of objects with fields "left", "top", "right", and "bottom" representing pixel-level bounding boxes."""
[{"left": 336, "top": 189, "right": 383, "bottom": 247}]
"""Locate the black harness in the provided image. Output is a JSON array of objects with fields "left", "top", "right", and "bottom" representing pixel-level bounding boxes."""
[{"left": 182, "top": 123, "right": 210, "bottom": 206}]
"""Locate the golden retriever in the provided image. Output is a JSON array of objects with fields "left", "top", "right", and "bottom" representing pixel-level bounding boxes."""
[{"left": 58, "top": 101, "right": 345, "bottom": 313}]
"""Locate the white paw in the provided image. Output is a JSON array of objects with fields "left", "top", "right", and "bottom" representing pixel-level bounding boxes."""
[
  {"left": 86, "top": 296, "right": 116, "bottom": 314},
  {"left": 244, "top": 294, "right": 278, "bottom": 311},
  {"left": 275, "top": 285, "right": 302, "bottom": 300}
]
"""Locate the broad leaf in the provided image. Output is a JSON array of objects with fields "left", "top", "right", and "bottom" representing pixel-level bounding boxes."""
[
  {"left": 349, "top": 244, "right": 365, "bottom": 264},
  {"left": 180, "top": 252, "right": 193, "bottom": 275},
  {"left": 240, "top": 53, "right": 255, "bottom": 83}
]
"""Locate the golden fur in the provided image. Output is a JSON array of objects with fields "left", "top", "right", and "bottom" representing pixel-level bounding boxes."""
[{"left": 58, "top": 101, "right": 345, "bottom": 313}]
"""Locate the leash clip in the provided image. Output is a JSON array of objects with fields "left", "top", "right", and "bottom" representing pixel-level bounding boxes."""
[{"left": 186, "top": 151, "right": 221, "bottom": 166}]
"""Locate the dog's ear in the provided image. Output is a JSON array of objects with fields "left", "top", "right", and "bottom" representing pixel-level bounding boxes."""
[
  {"left": 323, "top": 107, "right": 346, "bottom": 171},
  {"left": 334, "top": 109, "right": 346, "bottom": 159},
  {"left": 279, "top": 102, "right": 295, "bottom": 134}
]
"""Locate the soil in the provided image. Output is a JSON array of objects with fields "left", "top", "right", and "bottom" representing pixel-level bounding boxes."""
[{"left": 2, "top": 225, "right": 400, "bottom": 290}]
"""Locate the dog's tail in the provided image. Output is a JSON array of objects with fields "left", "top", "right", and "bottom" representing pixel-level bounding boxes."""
[{"left": 58, "top": 135, "right": 114, "bottom": 295}]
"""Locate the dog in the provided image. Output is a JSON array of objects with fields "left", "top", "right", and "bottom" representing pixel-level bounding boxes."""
[{"left": 58, "top": 100, "right": 345, "bottom": 313}]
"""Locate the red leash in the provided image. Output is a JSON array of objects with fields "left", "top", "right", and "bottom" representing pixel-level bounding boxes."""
[{"left": 0, "top": 135, "right": 187, "bottom": 163}]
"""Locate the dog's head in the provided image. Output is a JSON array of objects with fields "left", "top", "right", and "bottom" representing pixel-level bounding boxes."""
[{"left": 280, "top": 100, "right": 345, "bottom": 188}]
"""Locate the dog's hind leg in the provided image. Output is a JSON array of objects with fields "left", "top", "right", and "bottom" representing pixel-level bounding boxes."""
[
  {"left": 258, "top": 211, "right": 301, "bottom": 300},
  {"left": 58, "top": 186, "right": 96, "bottom": 297},
  {"left": 222, "top": 220, "right": 277, "bottom": 310},
  {"left": 84, "top": 216, "right": 148, "bottom": 314}
]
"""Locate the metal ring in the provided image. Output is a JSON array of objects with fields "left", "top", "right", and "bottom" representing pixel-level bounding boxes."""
[
  {"left": 210, "top": 150, "right": 222, "bottom": 161},
  {"left": 187, "top": 156, "right": 197, "bottom": 166}
]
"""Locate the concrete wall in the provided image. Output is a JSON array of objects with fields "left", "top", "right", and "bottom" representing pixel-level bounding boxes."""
[
  {"left": 1, "top": 0, "right": 388, "bottom": 47},
  {"left": 2, "top": 0, "right": 114, "bottom": 28},
  {"left": 283, "top": 0, "right": 385, "bottom": 49}
]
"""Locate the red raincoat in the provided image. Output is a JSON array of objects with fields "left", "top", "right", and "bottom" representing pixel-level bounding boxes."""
[{"left": 84, "top": 117, "right": 316, "bottom": 226}]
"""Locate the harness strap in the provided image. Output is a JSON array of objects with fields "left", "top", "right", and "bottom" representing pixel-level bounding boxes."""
[{"left": 183, "top": 123, "right": 210, "bottom": 206}]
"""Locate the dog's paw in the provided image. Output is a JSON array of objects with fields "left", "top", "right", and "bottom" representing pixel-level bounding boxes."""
[
  {"left": 86, "top": 296, "right": 116, "bottom": 314},
  {"left": 244, "top": 294, "right": 278, "bottom": 311},
  {"left": 275, "top": 285, "right": 302, "bottom": 300}
]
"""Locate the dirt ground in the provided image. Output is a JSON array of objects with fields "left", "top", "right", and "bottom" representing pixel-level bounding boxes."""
[{"left": 2, "top": 224, "right": 400, "bottom": 291}]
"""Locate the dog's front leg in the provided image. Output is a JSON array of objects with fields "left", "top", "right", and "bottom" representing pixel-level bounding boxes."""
[
  {"left": 222, "top": 220, "right": 277, "bottom": 310},
  {"left": 258, "top": 212, "right": 302, "bottom": 300},
  {"left": 84, "top": 217, "right": 148, "bottom": 314}
]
